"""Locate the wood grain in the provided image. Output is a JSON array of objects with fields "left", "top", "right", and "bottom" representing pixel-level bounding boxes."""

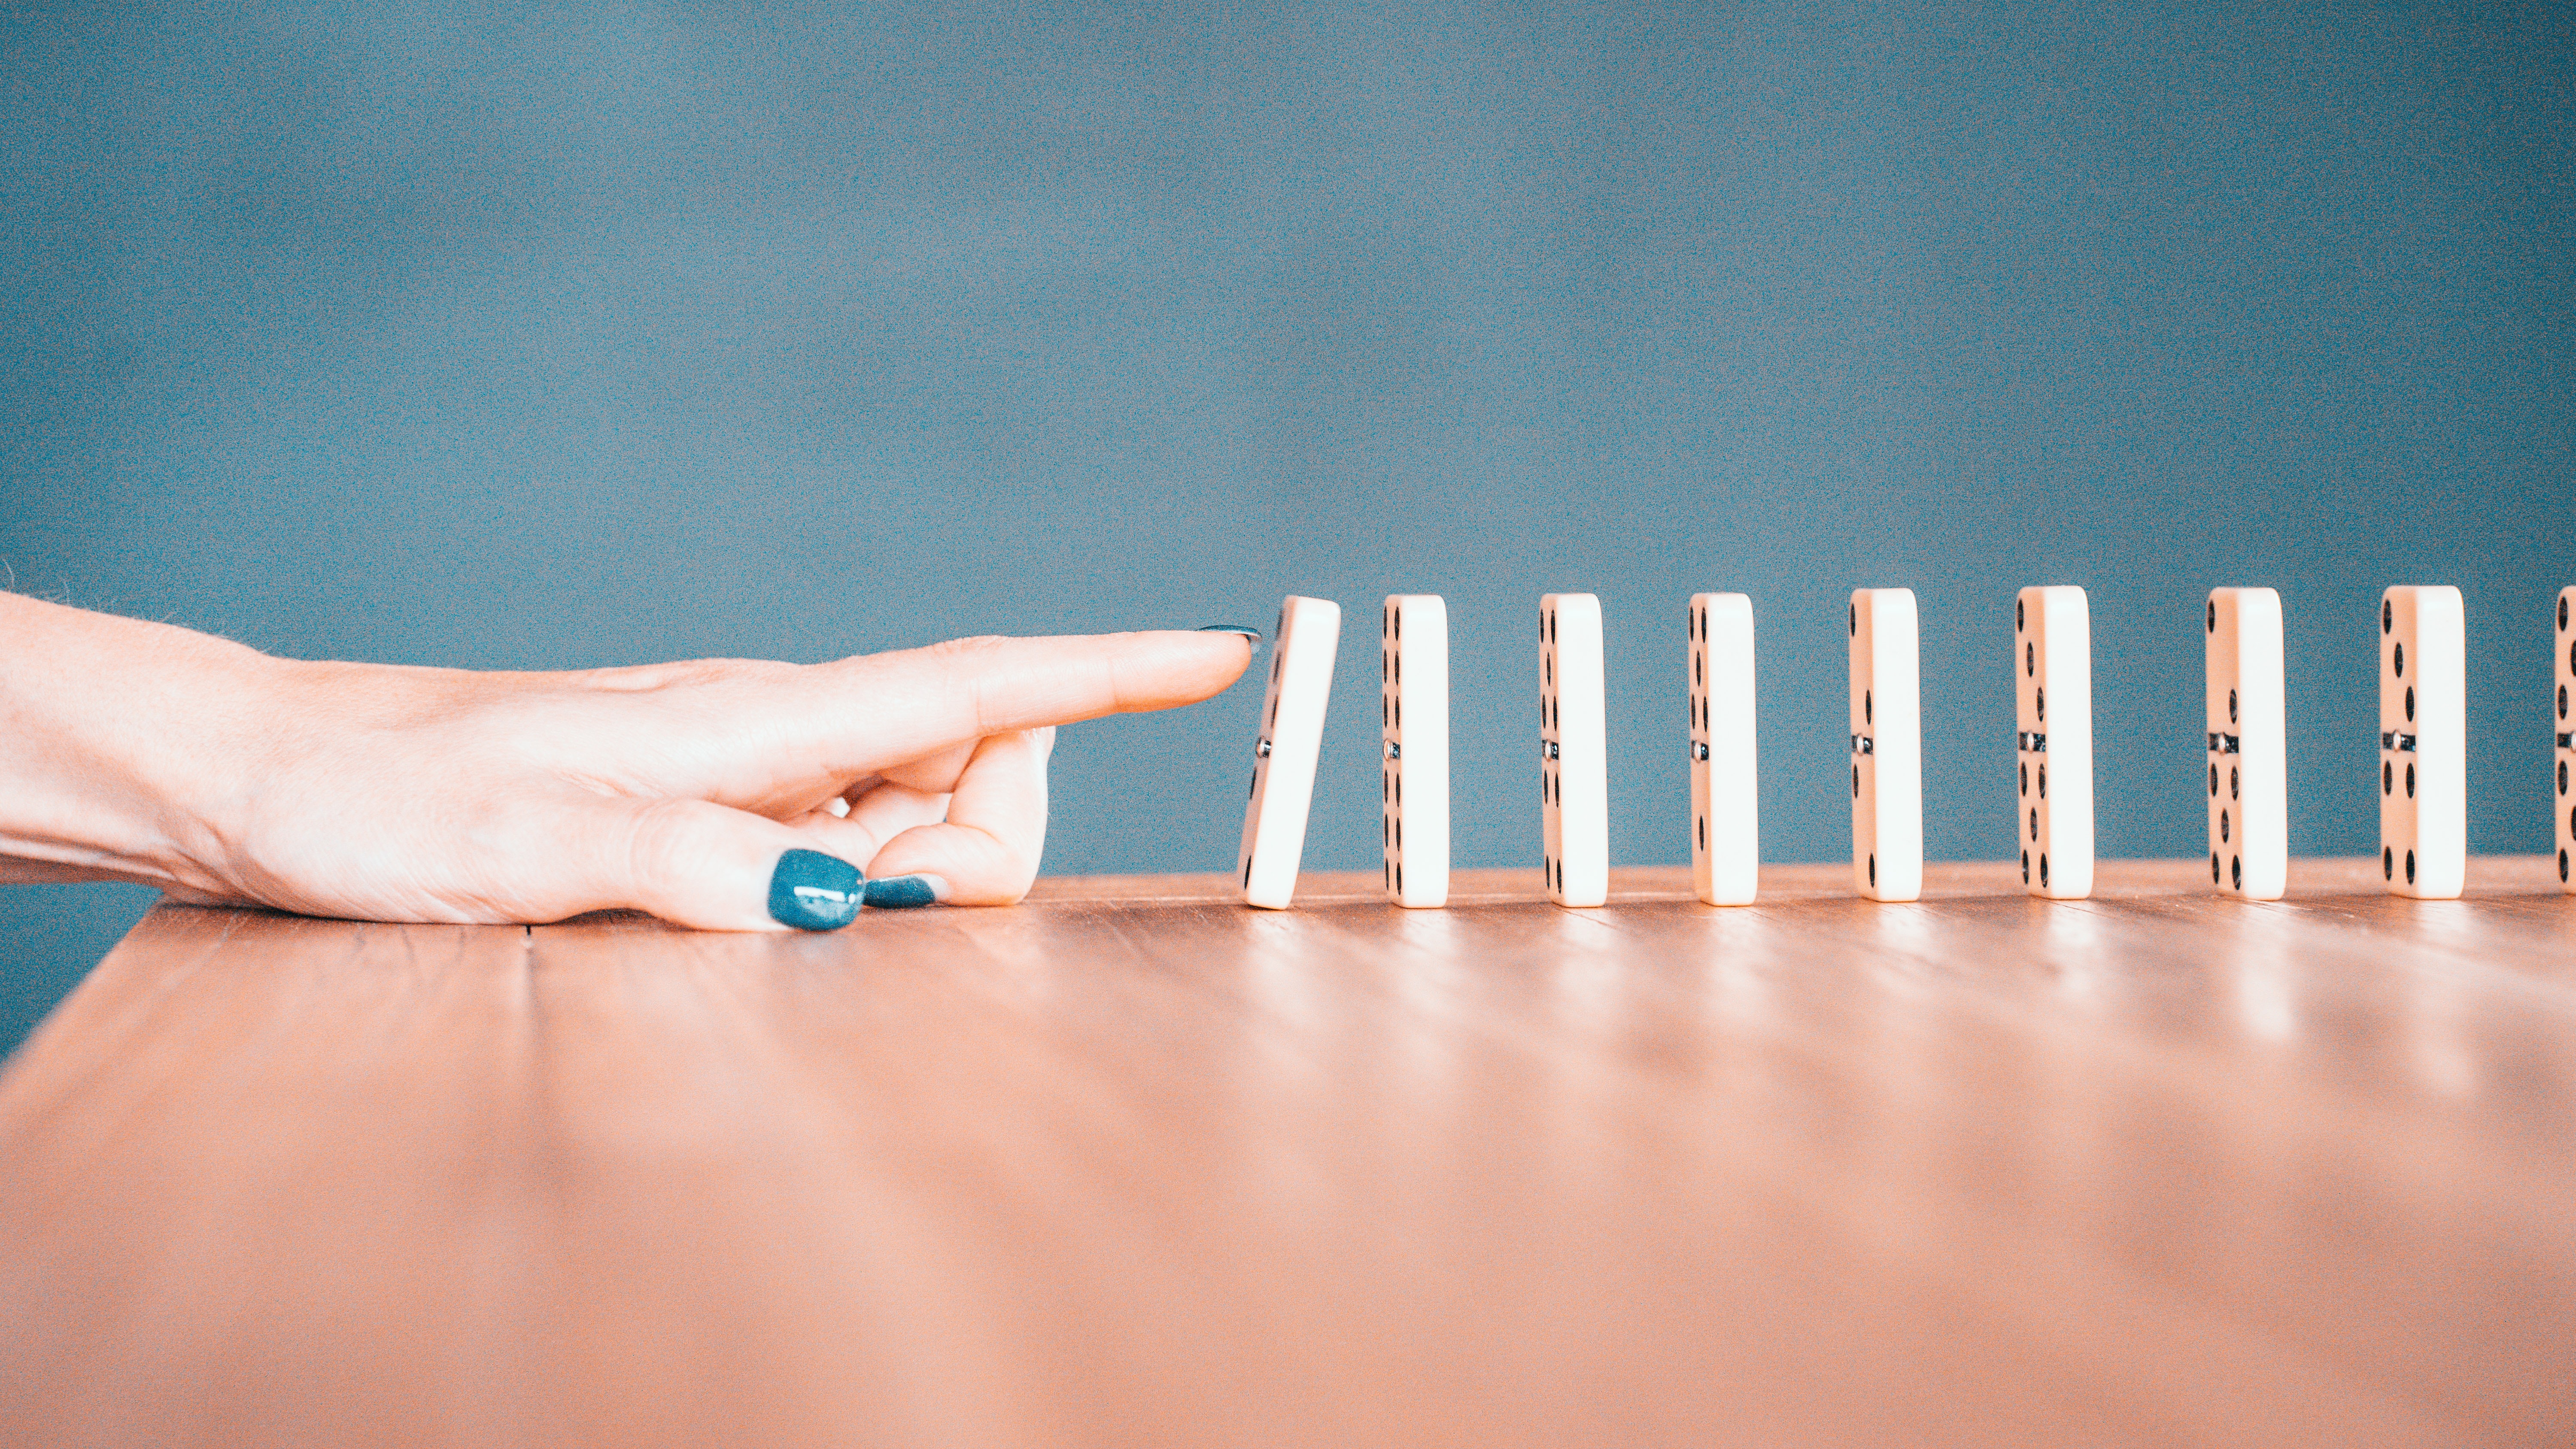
[{"left": 3, "top": 859, "right": 2572, "bottom": 1447}]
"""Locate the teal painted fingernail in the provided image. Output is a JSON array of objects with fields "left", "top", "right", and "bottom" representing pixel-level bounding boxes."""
[
  {"left": 1197, "top": 624, "right": 1262, "bottom": 642},
  {"left": 863, "top": 874, "right": 944, "bottom": 909},
  {"left": 769, "top": 849, "right": 864, "bottom": 930}
]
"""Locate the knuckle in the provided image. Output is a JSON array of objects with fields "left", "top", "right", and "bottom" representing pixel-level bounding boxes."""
[
  {"left": 922, "top": 635, "right": 1014, "bottom": 734},
  {"left": 622, "top": 798, "right": 716, "bottom": 895},
  {"left": 574, "top": 658, "right": 789, "bottom": 693},
  {"left": 923, "top": 634, "right": 1012, "bottom": 664}
]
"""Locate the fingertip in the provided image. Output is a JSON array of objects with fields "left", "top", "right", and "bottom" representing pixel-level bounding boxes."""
[
  {"left": 1154, "top": 627, "right": 1259, "bottom": 698},
  {"left": 611, "top": 798, "right": 868, "bottom": 933},
  {"left": 1074, "top": 629, "right": 1258, "bottom": 710},
  {"left": 769, "top": 847, "right": 866, "bottom": 930},
  {"left": 866, "top": 829, "right": 1038, "bottom": 906}
]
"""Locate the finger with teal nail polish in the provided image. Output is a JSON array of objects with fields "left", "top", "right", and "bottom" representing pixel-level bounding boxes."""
[
  {"left": 769, "top": 848, "right": 865, "bottom": 930},
  {"left": 863, "top": 873, "right": 948, "bottom": 909}
]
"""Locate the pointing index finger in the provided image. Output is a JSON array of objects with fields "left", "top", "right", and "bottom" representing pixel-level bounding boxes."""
[{"left": 799, "top": 628, "right": 1256, "bottom": 767}]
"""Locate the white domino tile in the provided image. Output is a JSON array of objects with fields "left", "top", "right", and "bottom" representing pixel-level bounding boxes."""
[
  {"left": 1382, "top": 594, "right": 1449, "bottom": 908},
  {"left": 1849, "top": 588, "right": 1923, "bottom": 903},
  {"left": 2379, "top": 585, "right": 2464, "bottom": 899},
  {"left": 1540, "top": 593, "right": 1609, "bottom": 908},
  {"left": 2012, "top": 586, "right": 2093, "bottom": 900},
  {"left": 1237, "top": 595, "right": 1341, "bottom": 910},
  {"left": 2560, "top": 588, "right": 2575, "bottom": 893},
  {"left": 1687, "top": 593, "right": 1758, "bottom": 906},
  {"left": 2205, "top": 588, "right": 2288, "bottom": 901}
]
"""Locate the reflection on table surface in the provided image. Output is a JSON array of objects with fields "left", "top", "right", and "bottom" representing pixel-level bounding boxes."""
[{"left": 3, "top": 859, "right": 2570, "bottom": 1447}]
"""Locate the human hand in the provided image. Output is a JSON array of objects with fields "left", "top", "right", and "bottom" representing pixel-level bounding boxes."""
[{"left": 0, "top": 595, "right": 1258, "bottom": 931}]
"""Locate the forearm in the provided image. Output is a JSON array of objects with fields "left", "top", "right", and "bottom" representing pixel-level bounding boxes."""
[{"left": 0, "top": 594, "right": 276, "bottom": 891}]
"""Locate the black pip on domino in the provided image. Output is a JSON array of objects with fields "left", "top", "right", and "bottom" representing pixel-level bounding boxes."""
[
  {"left": 1687, "top": 594, "right": 1759, "bottom": 906},
  {"left": 2379, "top": 586, "right": 2464, "bottom": 899},
  {"left": 2206, "top": 588, "right": 2288, "bottom": 900},
  {"left": 1382, "top": 595, "right": 1449, "bottom": 909},
  {"left": 2013, "top": 586, "right": 2093, "bottom": 900},
  {"left": 1849, "top": 589, "right": 1922, "bottom": 903},
  {"left": 1540, "top": 593, "right": 1609, "bottom": 908}
]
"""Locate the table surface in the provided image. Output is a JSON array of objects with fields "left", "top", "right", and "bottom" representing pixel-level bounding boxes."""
[{"left": 3, "top": 858, "right": 2571, "bottom": 1448}]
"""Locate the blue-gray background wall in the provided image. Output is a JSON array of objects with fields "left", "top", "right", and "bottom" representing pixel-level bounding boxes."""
[{"left": 5, "top": 1, "right": 2570, "bottom": 1056}]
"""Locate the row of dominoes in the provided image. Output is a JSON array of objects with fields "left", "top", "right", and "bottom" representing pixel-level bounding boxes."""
[{"left": 1235, "top": 584, "right": 2567, "bottom": 910}]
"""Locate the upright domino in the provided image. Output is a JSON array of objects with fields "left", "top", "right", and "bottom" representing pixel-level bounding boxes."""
[
  {"left": 1382, "top": 595, "right": 1449, "bottom": 908},
  {"left": 2012, "top": 586, "right": 2093, "bottom": 899},
  {"left": 2205, "top": 588, "right": 2288, "bottom": 900},
  {"left": 2379, "top": 586, "right": 2464, "bottom": 898},
  {"left": 1849, "top": 589, "right": 1923, "bottom": 902},
  {"left": 1238, "top": 595, "right": 1341, "bottom": 909},
  {"left": 1540, "top": 593, "right": 1609, "bottom": 908},
  {"left": 2559, "top": 588, "right": 2575, "bottom": 891},
  {"left": 1687, "top": 593, "right": 1758, "bottom": 905}
]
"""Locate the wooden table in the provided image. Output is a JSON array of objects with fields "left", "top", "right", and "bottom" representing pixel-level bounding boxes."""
[{"left": 3, "top": 860, "right": 2570, "bottom": 1447}]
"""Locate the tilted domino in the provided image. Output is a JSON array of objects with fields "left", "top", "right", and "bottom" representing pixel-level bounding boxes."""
[
  {"left": 1238, "top": 595, "right": 1341, "bottom": 909},
  {"left": 1382, "top": 594, "right": 1449, "bottom": 908},
  {"left": 2559, "top": 587, "right": 2575, "bottom": 892},
  {"left": 2205, "top": 588, "right": 2288, "bottom": 900},
  {"left": 2013, "top": 586, "right": 2093, "bottom": 899},
  {"left": 2379, "top": 585, "right": 2464, "bottom": 899},
  {"left": 1540, "top": 593, "right": 1609, "bottom": 908},
  {"left": 1849, "top": 588, "right": 1923, "bottom": 902},
  {"left": 1687, "top": 593, "right": 1758, "bottom": 906}
]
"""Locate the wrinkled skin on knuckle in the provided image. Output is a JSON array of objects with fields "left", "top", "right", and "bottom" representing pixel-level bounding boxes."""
[
  {"left": 810, "top": 636, "right": 1027, "bottom": 761},
  {"left": 878, "top": 743, "right": 976, "bottom": 794},
  {"left": 925, "top": 634, "right": 1014, "bottom": 657},
  {"left": 920, "top": 636, "right": 1009, "bottom": 731},
  {"left": 490, "top": 673, "right": 807, "bottom": 803},
  {"left": 622, "top": 797, "right": 724, "bottom": 906},
  {"left": 565, "top": 657, "right": 797, "bottom": 694},
  {"left": 906, "top": 635, "right": 1014, "bottom": 692}
]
